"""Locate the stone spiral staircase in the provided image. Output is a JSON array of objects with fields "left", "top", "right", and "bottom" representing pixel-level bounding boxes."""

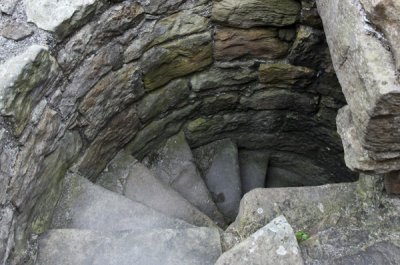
[
  {"left": 36, "top": 132, "right": 303, "bottom": 265},
  {"left": 35, "top": 132, "right": 400, "bottom": 265}
]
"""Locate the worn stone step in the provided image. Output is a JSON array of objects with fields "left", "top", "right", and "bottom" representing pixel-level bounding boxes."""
[
  {"left": 193, "top": 139, "right": 241, "bottom": 221},
  {"left": 97, "top": 150, "right": 218, "bottom": 228},
  {"left": 227, "top": 182, "right": 358, "bottom": 240},
  {"left": 144, "top": 131, "right": 226, "bottom": 227},
  {"left": 215, "top": 216, "right": 303, "bottom": 265},
  {"left": 51, "top": 173, "right": 193, "bottom": 231},
  {"left": 239, "top": 150, "right": 269, "bottom": 195},
  {"left": 37, "top": 227, "right": 222, "bottom": 265}
]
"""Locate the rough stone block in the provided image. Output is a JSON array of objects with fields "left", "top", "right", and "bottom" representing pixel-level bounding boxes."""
[
  {"left": 0, "top": 45, "right": 60, "bottom": 136},
  {"left": 317, "top": 0, "right": 400, "bottom": 172},
  {"left": 214, "top": 27, "right": 289, "bottom": 61},
  {"left": 142, "top": 32, "right": 213, "bottom": 91},
  {"left": 124, "top": 10, "right": 208, "bottom": 62},
  {"left": 215, "top": 216, "right": 303, "bottom": 265},
  {"left": 25, "top": 0, "right": 101, "bottom": 39},
  {"left": 259, "top": 63, "right": 315, "bottom": 88},
  {"left": 212, "top": 0, "right": 301, "bottom": 28}
]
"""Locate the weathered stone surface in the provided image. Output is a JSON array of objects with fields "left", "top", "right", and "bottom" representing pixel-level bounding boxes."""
[
  {"left": 0, "top": 45, "right": 59, "bottom": 136},
  {"left": 136, "top": 79, "right": 190, "bottom": 122},
  {"left": 97, "top": 151, "right": 217, "bottom": 227},
  {"left": 145, "top": 132, "right": 226, "bottom": 226},
  {"left": 79, "top": 64, "right": 144, "bottom": 140},
  {"left": 300, "top": 175, "right": 400, "bottom": 264},
  {"left": 240, "top": 89, "right": 319, "bottom": 113},
  {"left": 77, "top": 105, "right": 140, "bottom": 180},
  {"left": 336, "top": 106, "right": 400, "bottom": 173},
  {"left": 0, "top": 22, "right": 33, "bottom": 41},
  {"left": 288, "top": 26, "right": 329, "bottom": 68},
  {"left": 38, "top": 227, "right": 221, "bottom": 265},
  {"left": 52, "top": 173, "right": 193, "bottom": 231},
  {"left": 193, "top": 139, "right": 241, "bottom": 221},
  {"left": 216, "top": 216, "right": 303, "bottom": 265},
  {"left": 228, "top": 182, "right": 358, "bottom": 240},
  {"left": 124, "top": 11, "right": 208, "bottom": 62},
  {"left": 25, "top": 0, "right": 101, "bottom": 39},
  {"left": 301, "top": 10, "right": 322, "bottom": 29},
  {"left": 239, "top": 150, "right": 269, "bottom": 195},
  {"left": 137, "top": 0, "right": 209, "bottom": 15},
  {"left": 9, "top": 107, "right": 62, "bottom": 207},
  {"left": 59, "top": 43, "right": 124, "bottom": 117},
  {"left": 332, "top": 242, "right": 400, "bottom": 265},
  {"left": 186, "top": 111, "right": 285, "bottom": 146},
  {"left": 317, "top": 0, "right": 400, "bottom": 172},
  {"left": 200, "top": 93, "right": 239, "bottom": 115},
  {"left": 0, "top": 0, "right": 18, "bottom": 14},
  {"left": 212, "top": 0, "right": 301, "bottom": 28},
  {"left": 360, "top": 0, "right": 400, "bottom": 75},
  {"left": 214, "top": 27, "right": 289, "bottom": 61},
  {"left": 28, "top": 131, "right": 83, "bottom": 235},
  {"left": 126, "top": 104, "right": 198, "bottom": 158},
  {"left": 58, "top": 2, "right": 144, "bottom": 72},
  {"left": 259, "top": 63, "right": 315, "bottom": 88},
  {"left": 0, "top": 205, "right": 15, "bottom": 265},
  {"left": 142, "top": 32, "right": 213, "bottom": 90},
  {"left": 191, "top": 65, "right": 257, "bottom": 91}
]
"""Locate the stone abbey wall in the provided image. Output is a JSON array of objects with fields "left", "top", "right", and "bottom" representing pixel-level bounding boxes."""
[{"left": 0, "top": 0, "right": 360, "bottom": 264}]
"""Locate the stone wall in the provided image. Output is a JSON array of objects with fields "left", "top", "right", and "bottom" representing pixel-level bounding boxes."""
[{"left": 0, "top": 0, "right": 356, "bottom": 264}]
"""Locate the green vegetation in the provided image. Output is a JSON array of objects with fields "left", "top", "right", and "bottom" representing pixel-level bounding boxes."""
[{"left": 295, "top": 231, "right": 310, "bottom": 242}]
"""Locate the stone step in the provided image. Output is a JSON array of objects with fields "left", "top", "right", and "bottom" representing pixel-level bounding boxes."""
[
  {"left": 239, "top": 150, "right": 269, "bottom": 195},
  {"left": 51, "top": 173, "right": 193, "bottom": 231},
  {"left": 215, "top": 216, "right": 303, "bottom": 265},
  {"left": 193, "top": 139, "right": 241, "bottom": 221},
  {"left": 227, "top": 182, "right": 358, "bottom": 240},
  {"left": 96, "top": 150, "right": 218, "bottom": 228},
  {"left": 37, "top": 227, "right": 222, "bottom": 265},
  {"left": 144, "top": 131, "right": 226, "bottom": 227}
]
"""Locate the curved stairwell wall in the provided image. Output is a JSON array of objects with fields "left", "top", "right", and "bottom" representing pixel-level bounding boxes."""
[{"left": 0, "top": 0, "right": 361, "bottom": 264}]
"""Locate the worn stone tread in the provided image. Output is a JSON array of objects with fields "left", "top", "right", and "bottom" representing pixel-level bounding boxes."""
[
  {"left": 51, "top": 173, "right": 193, "bottom": 231},
  {"left": 145, "top": 132, "right": 226, "bottom": 227},
  {"left": 97, "top": 150, "right": 218, "bottom": 228},
  {"left": 37, "top": 228, "right": 222, "bottom": 265}
]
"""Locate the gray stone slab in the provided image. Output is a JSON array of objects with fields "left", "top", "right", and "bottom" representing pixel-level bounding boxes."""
[
  {"left": 215, "top": 216, "right": 303, "bottom": 265},
  {"left": 97, "top": 150, "right": 217, "bottom": 228},
  {"left": 51, "top": 173, "right": 193, "bottom": 231},
  {"left": 227, "top": 182, "right": 358, "bottom": 240},
  {"left": 37, "top": 227, "right": 222, "bottom": 265},
  {"left": 194, "top": 139, "right": 241, "bottom": 221},
  {"left": 25, "top": 0, "right": 101, "bottom": 39},
  {"left": 239, "top": 150, "right": 269, "bottom": 195},
  {"left": 145, "top": 132, "right": 226, "bottom": 226},
  {"left": 317, "top": 0, "right": 400, "bottom": 172}
]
